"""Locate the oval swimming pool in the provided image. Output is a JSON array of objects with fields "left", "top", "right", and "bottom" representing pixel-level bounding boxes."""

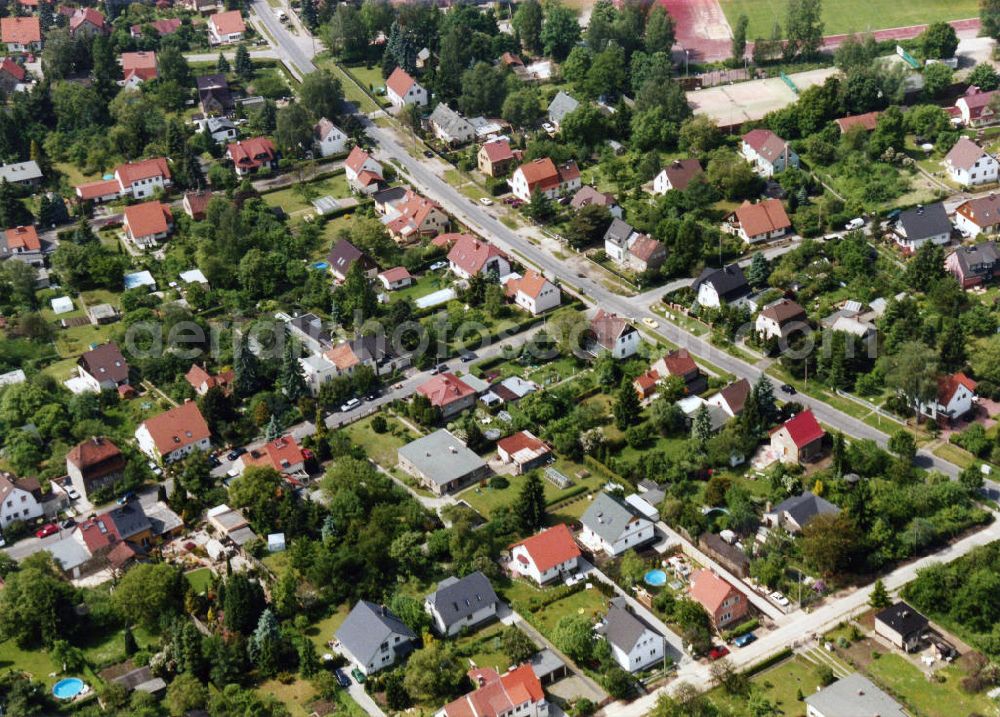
[
  {"left": 53, "top": 678, "right": 85, "bottom": 700},
  {"left": 644, "top": 569, "right": 667, "bottom": 587}
]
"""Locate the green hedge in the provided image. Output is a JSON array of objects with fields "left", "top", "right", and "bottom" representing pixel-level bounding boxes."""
[
  {"left": 742, "top": 648, "right": 793, "bottom": 678},
  {"left": 722, "top": 618, "right": 760, "bottom": 641}
]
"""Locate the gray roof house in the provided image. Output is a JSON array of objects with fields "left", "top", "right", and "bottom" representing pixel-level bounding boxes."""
[
  {"left": 805, "top": 673, "right": 907, "bottom": 717},
  {"left": 429, "top": 103, "right": 476, "bottom": 146},
  {"left": 693, "top": 264, "right": 751, "bottom": 308},
  {"left": 600, "top": 597, "right": 666, "bottom": 672},
  {"left": 424, "top": 571, "right": 500, "bottom": 636},
  {"left": 764, "top": 491, "right": 839, "bottom": 534},
  {"left": 894, "top": 202, "right": 951, "bottom": 252},
  {"left": 547, "top": 91, "right": 579, "bottom": 127},
  {"left": 0, "top": 160, "right": 42, "bottom": 186},
  {"left": 397, "top": 429, "right": 490, "bottom": 495},
  {"left": 336, "top": 601, "right": 417, "bottom": 675},
  {"left": 874, "top": 601, "right": 929, "bottom": 652},
  {"left": 580, "top": 492, "right": 655, "bottom": 557}
]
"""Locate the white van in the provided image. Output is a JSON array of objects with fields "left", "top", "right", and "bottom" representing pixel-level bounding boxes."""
[
  {"left": 844, "top": 217, "right": 865, "bottom": 231},
  {"left": 340, "top": 398, "right": 361, "bottom": 412}
]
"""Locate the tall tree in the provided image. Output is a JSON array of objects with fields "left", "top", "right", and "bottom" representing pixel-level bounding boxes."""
[
  {"left": 643, "top": 5, "right": 676, "bottom": 54},
  {"left": 879, "top": 341, "right": 939, "bottom": 418},
  {"left": 513, "top": 0, "right": 543, "bottom": 53},
  {"left": 983, "top": 0, "right": 1000, "bottom": 40},
  {"left": 234, "top": 44, "right": 254, "bottom": 81},
  {"left": 279, "top": 340, "right": 308, "bottom": 402},
  {"left": 731, "top": 14, "right": 749, "bottom": 61},
  {"left": 234, "top": 334, "right": 262, "bottom": 397},
  {"left": 692, "top": 404, "right": 713, "bottom": 447},
  {"left": 784, "top": 0, "right": 824, "bottom": 60},
  {"left": 541, "top": 2, "right": 581, "bottom": 61},
  {"left": 613, "top": 381, "right": 641, "bottom": 430},
  {"left": 515, "top": 472, "right": 546, "bottom": 533},
  {"left": 217, "top": 52, "right": 230, "bottom": 74},
  {"left": 299, "top": 69, "right": 344, "bottom": 121},
  {"left": 223, "top": 573, "right": 266, "bottom": 635}
]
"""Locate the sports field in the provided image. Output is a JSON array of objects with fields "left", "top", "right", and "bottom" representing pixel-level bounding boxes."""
[{"left": 719, "top": 0, "right": 978, "bottom": 40}]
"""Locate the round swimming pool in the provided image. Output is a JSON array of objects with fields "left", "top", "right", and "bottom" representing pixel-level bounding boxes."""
[
  {"left": 644, "top": 569, "right": 668, "bottom": 587},
  {"left": 53, "top": 678, "right": 85, "bottom": 700}
]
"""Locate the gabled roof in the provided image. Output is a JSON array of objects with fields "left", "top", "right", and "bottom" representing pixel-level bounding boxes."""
[
  {"left": 688, "top": 569, "right": 738, "bottom": 613},
  {"left": 417, "top": 372, "right": 476, "bottom": 407},
  {"left": 804, "top": 673, "right": 907, "bottom": 717},
  {"left": 581, "top": 492, "right": 645, "bottom": 543},
  {"left": 715, "top": 378, "right": 750, "bottom": 414},
  {"left": 603, "top": 597, "right": 660, "bottom": 653},
  {"left": 776, "top": 409, "right": 824, "bottom": 449},
  {"left": 447, "top": 234, "right": 508, "bottom": 275},
  {"left": 571, "top": 185, "right": 617, "bottom": 210},
  {"left": 4, "top": 225, "right": 39, "bottom": 250},
  {"left": 603, "top": 217, "right": 635, "bottom": 247},
  {"left": 875, "top": 601, "right": 928, "bottom": 637},
  {"left": 327, "top": 238, "right": 375, "bottom": 277},
  {"left": 429, "top": 103, "right": 475, "bottom": 138},
  {"left": 184, "top": 363, "right": 233, "bottom": 392},
  {"left": 121, "top": 51, "right": 158, "bottom": 81},
  {"left": 504, "top": 269, "right": 551, "bottom": 300},
  {"left": 693, "top": 264, "right": 750, "bottom": 302},
  {"left": 731, "top": 199, "right": 791, "bottom": 237},
  {"left": 516, "top": 157, "right": 560, "bottom": 192},
  {"left": 938, "top": 371, "right": 977, "bottom": 406},
  {"left": 336, "top": 601, "right": 416, "bottom": 666},
  {"left": 480, "top": 139, "right": 514, "bottom": 163},
  {"left": 139, "top": 401, "right": 211, "bottom": 456},
  {"left": 441, "top": 665, "right": 544, "bottom": 717},
  {"left": 741, "top": 129, "right": 790, "bottom": 164},
  {"left": 242, "top": 435, "right": 305, "bottom": 473},
  {"left": 378, "top": 266, "right": 412, "bottom": 284},
  {"left": 345, "top": 146, "right": 379, "bottom": 175},
  {"left": 760, "top": 298, "right": 806, "bottom": 325},
  {"left": 76, "top": 178, "right": 121, "bottom": 200},
  {"left": 547, "top": 90, "right": 579, "bottom": 123},
  {"left": 589, "top": 309, "right": 633, "bottom": 351},
  {"left": 834, "top": 111, "right": 880, "bottom": 133},
  {"left": 78, "top": 342, "right": 129, "bottom": 384},
  {"left": 950, "top": 241, "right": 1000, "bottom": 274},
  {"left": 426, "top": 571, "right": 498, "bottom": 628},
  {"left": 210, "top": 10, "right": 245, "bottom": 35},
  {"left": 945, "top": 136, "right": 990, "bottom": 172},
  {"left": 629, "top": 235, "right": 664, "bottom": 263},
  {"left": 510, "top": 523, "right": 579, "bottom": 573},
  {"left": 124, "top": 201, "right": 172, "bottom": 238},
  {"left": 67, "top": 436, "right": 124, "bottom": 473},
  {"left": 70, "top": 7, "right": 106, "bottom": 32},
  {"left": 313, "top": 117, "right": 344, "bottom": 142},
  {"left": 658, "top": 348, "right": 698, "bottom": 377},
  {"left": 0, "top": 58, "right": 24, "bottom": 81},
  {"left": 227, "top": 137, "right": 277, "bottom": 170},
  {"left": 183, "top": 190, "right": 214, "bottom": 218},
  {"left": 958, "top": 86, "right": 999, "bottom": 118},
  {"left": 386, "top": 66, "right": 418, "bottom": 97},
  {"left": 496, "top": 429, "right": 550, "bottom": 465},
  {"left": 897, "top": 202, "right": 950, "bottom": 242},
  {"left": 658, "top": 158, "right": 703, "bottom": 191},
  {"left": 196, "top": 73, "right": 228, "bottom": 91},
  {"left": 769, "top": 490, "right": 839, "bottom": 527},
  {"left": 116, "top": 157, "right": 171, "bottom": 187},
  {"left": 1, "top": 17, "right": 40, "bottom": 44},
  {"left": 106, "top": 501, "right": 152, "bottom": 540},
  {"left": 955, "top": 196, "right": 1000, "bottom": 229}
]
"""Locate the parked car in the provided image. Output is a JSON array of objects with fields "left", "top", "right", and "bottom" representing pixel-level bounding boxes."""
[
  {"left": 429, "top": 261, "right": 448, "bottom": 271},
  {"left": 779, "top": 383, "right": 796, "bottom": 395},
  {"left": 733, "top": 632, "right": 757, "bottom": 648},
  {"left": 351, "top": 667, "right": 366, "bottom": 684},
  {"left": 66, "top": 487, "right": 80, "bottom": 501},
  {"left": 541, "top": 122, "right": 555, "bottom": 134},
  {"left": 35, "top": 523, "right": 58, "bottom": 539},
  {"left": 436, "top": 363, "right": 449, "bottom": 374},
  {"left": 770, "top": 591, "right": 790, "bottom": 607},
  {"left": 340, "top": 398, "right": 361, "bottom": 413},
  {"left": 423, "top": 149, "right": 434, "bottom": 158},
  {"left": 708, "top": 646, "right": 730, "bottom": 661},
  {"left": 117, "top": 491, "right": 137, "bottom": 504},
  {"left": 227, "top": 447, "right": 247, "bottom": 461},
  {"left": 479, "top": 197, "right": 493, "bottom": 206},
  {"left": 207, "top": 454, "right": 222, "bottom": 468},
  {"left": 844, "top": 217, "right": 865, "bottom": 231},
  {"left": 642, "top": 317, "right": 659, "bottom": 329},
  {"left": 460, "top": 350, "right": 477, "bottom": 363},
  {"left": 61, "top": 518, "right": 76, "bottom": 530},
  {"left": 335, "top": 669, "right": 351, "bottom": 688}
]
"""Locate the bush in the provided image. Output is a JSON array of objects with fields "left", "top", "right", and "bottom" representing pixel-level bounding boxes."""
[
  {"left": 371, "top": 415, "right": 388, "bottom": 433},
  {"left": 489, "top": 475, "right": 509, "bottom": 489},
  {"left": 722, "top": 618, "right": 760, "bottom": 641}
]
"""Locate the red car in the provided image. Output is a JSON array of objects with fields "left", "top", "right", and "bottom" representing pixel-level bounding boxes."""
[
  {"left": 708, "top": 646, "right": 730, "bottom": 661},
  {"left": 35, "top": 523, "right": 58, "bottom": 539}
]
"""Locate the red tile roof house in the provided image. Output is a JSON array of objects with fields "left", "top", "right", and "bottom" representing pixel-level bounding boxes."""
[
  {"left": 588, "top": 309, "right": 640, "bottom": 359},
  {"left": 75, "top": 158, "right": 172, "bottom": 202},
  {"left": 955, "top": 85, "right": 1000, "bottom": 128},
  {"left": 724, "top": 198, "right": 792, "bottom": 244},
  {"left": 66, "top": 436, "right": 125, "bottom": 499},
  {"left": 69, "top": 8, "right": 107, "bottom": 38},
  {"left": 227, "top": 137, "right": 278, "bottom": 176},
  {"left": 134, "top": 400, "right": 212, "bottom": 464},
  {"left": 920, "top": 372, "right": 978, "bottom": 425},
  {"left": 236, "top": 435, "right": 307, "bottom": 476},
  {"left": 384, "top": 190, "right": 448, "bottom": 244},
  {"left": 770, "top": 409, "right": 825, "bottom": 464},
  {"left": 649, "top": 348, "right": 708, "bottom": 395},
  {"left": 122, "top": 201, "right": 173, "bottom": 250},
  {"left": 945, "top": 240, "right": 1000, "bottom": 288},
  {"left": 754, "top": 298, "right": 807, "bottom": 341},
  {"left": 652, "top": 158, "right": 703, "bottom": 194},
  {"left": 706, "top": 378, "right": 751, "bottom": 418},
  {"left": 447, "top": 234, "right": 511, "bottom": 280},
  {"left": 496, "top": 430, "right": 552, "bottom": 475},
  {"left": 0, "top": 57, "right": 25, "bottom": 93},
  {"left": 2, "top": 225, "right": 41, "bottom": 263},
  {"left": 344, "top": 146, "right": 384, "bottom": 194},
  {"left": 1, "top": 17, "right": 41, "bottom": 53},
  {"left": 503, "top": 269, "right": 561, "bottom": 315},
  {"left": 740, "top": 128, "right": 799, "bottom": 176},
  {"left": 120, "top": 51, "right": 158, "bottom": 86},
  {"left": 77, "top": 342, "right": 130, "bottom": 392},
  {"left": 570, "top": 185, "right": 621, "bottom": 218},
  {"left": 477, "top": 139, "right": 516, "bottom": 177},
  {"left": 510, "top": 157, "right": 581, "bottom": 202},
  {"left": 834, "top": 111, "right": 880, "bottom": 134},
  {"left": 208, "top": 10, "right": 246, "bottom": 44},
  {"left": 952, "top": 195, "right": 1000, "bottom": 238},
  {"left": 509, "top": 522, "right": 580, "bottom": 584},
  {"left": 185, "top": 363, "right": 234, "bottom": 396},
  {"left": 416, "top": 372, "right": 478, "bottom": 419},
  {"left": 377, "top": 266, "right": 412, "bottom": 291},
  {"left": 439, "top": 665, "right": 547, "bottom": 717},
  {"left": 130, "top": 18, "right": 182, "bottom": 39},
  {"left": 688, "top": 569, "right": 749, "bottom": 630},
  {"left": 385, "top": 66, "right": 428, "bottom": 109},
  {"left": 626, "top": 234, "right": 667, "bottom": 273},
  {"left": 182, "top": 190, "right": 214, "bottom": 220}
]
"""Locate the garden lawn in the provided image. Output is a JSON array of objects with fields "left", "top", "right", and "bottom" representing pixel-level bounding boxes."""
[
  {"left": 865, "top": 653, "right": 996, "bottom": 717},
  {"left": 256, "top": 677, "right": 317, "bottom": 717},
  {"left": 457, "top": 457, "right": 602, "bottom": 520},
  {"left": 320, "top": 61, "right": 380, "bottom": 113},
  {"left": 343, "top": 414, "right": 419, "bottom": 469},
  {"left": 522, "top": 587, "right": 609, "bottom": 640},
  {"left": 718, "top": 0, "right": 978, "bottom": 40},
  {"left": 0, "top": 640, "right": 58, "bottom": 685},
  {"left": 77, "top": 624, "right": 156, "bottom": 670},
  {"left": 707, "top": 655, "right": 827, "bottom": 715},
  {"left": 53, "top": 322, "right": 117, "bottom": 359},
  {"left": 184, "top": 567, "right": 214, "bottom": 594},
  {"left": 454, "top": 622, "right": 511, "bottom": 672},
  {"left": 306, "top": 604, "right": 352, "bottom": 652},
  {"left": 260, "top": 174, "right": 350, "bottom": 215},
  {"left": 389, "top": 271, "right": 450, "bottom": 304}
]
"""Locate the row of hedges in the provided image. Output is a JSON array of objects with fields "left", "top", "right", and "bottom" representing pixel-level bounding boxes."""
[{"left": 722, "top": 618, "right": 760, "bottom": 641}]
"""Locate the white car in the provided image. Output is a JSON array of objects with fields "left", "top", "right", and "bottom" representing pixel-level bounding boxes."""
[
  {"left": 67, "top": 488, "right": 80, "bottom": 501},
  {"left": 429, "top": 261, "right": 448, "bottom": 271},
  {"left": 770, "top": 591, "right": 790, "bottom": 607},
  {"left": 479, "top": 197, "right": 493, "bottom": 206},
  {"left": 844, "top": 217, "right": 864, "bottom": 231},
  {"left": 340, "top": 398, "right": 361, "bottom": 412},
  {"left": 542, "top": 122, "right": 555, "bottom": 134},
  {"left": 642, "top": 317, "right": 659, "bottom": 329}
]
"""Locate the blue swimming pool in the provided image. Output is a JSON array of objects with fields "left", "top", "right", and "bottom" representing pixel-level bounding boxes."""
[
  {"left": 644, "top": 569, "right": 667, "bottom": 587},
  {"left": 53, "top": 678, "right": 85, "bottom": 700},
  {"left": 312, "top": 261, "right": 329, "bottom": 270}
]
